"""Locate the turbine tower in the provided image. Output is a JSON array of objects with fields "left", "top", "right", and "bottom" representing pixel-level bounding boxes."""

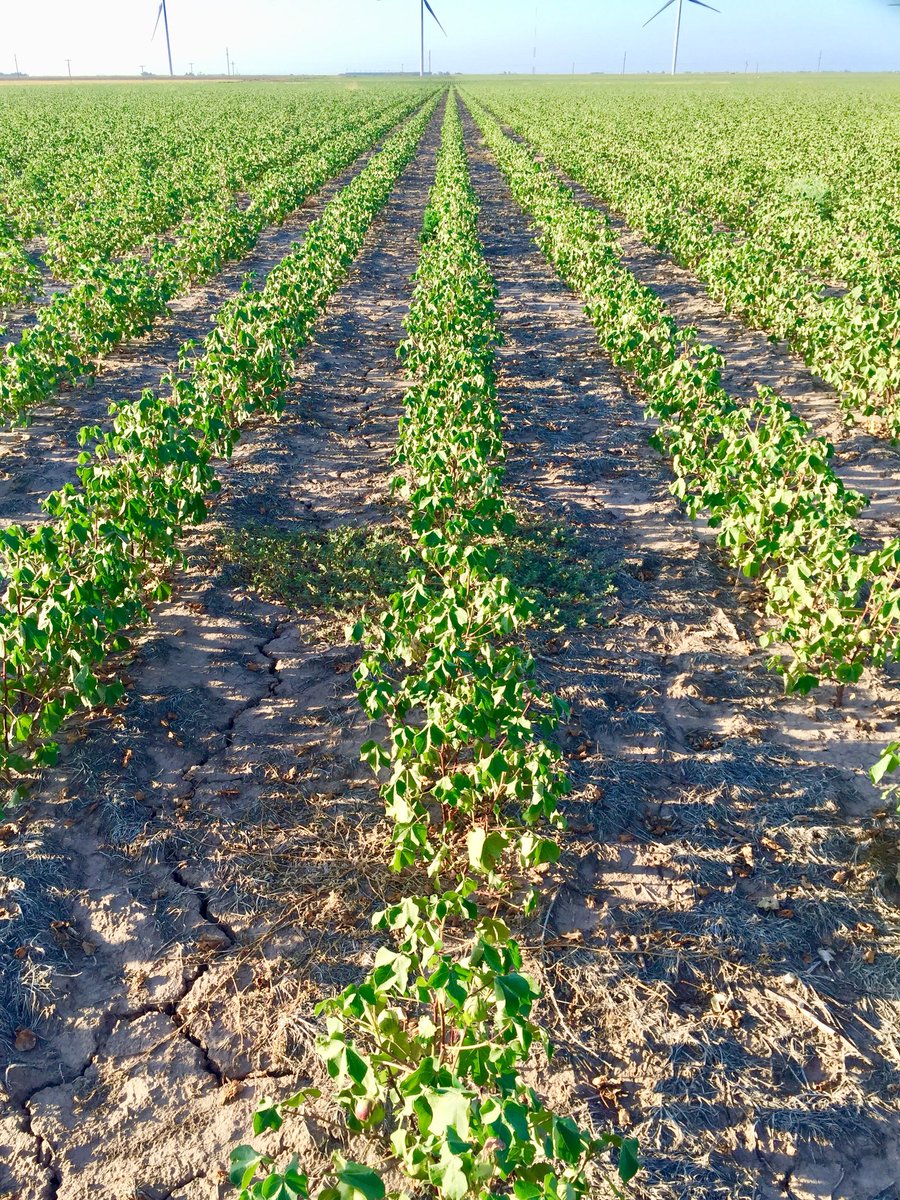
[
  {"left": 644, "top": 0, "right": 719, "bottom": 76},
  {"left": 152, "top": 0, "right": 174, "bottom": 76},
  {"left": 377, "top": 0, "right": 446, "bottom": 78},
  {"left": 420, "top": 0, "right": 446, "bottom": 77}
]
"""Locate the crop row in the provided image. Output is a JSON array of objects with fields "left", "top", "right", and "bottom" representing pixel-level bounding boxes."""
[
  {"left": 0, "top": 92, "right": 428, "bottom": 428},
  {"left": 462, "top": 93, "right": 900, "bottom": 729},
  {"left": 230, "top": 91, "right": 637, "bottom": 1200},
  {"left": 479, "top": 86, "right": 900, "bottom": 439},
  {"left": 495, "top": 84, "right": 900, "bottom": 291},
  {"left": 0, "top": 88, "right": 292, "bottom": 305},
  {"left": 0, "top": 95, "right": 439, "bottom": 800},
  {"left": 0, "top": 85, "right": 422, "bottom": 307}
]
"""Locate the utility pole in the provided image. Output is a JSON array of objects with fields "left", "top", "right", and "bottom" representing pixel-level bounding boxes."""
[
  {"left": 817, "top": 49, "right": 823, "bottom": 72},
  {"left": 622, "top": 50, "right": 627, "bottom": 75},
  {"left": 65, "top": 58, "right": 72, "bottom": 77},
  {"left": 161, "top": 0, "right": 173, "bottom": 76},
  {"left": 188, "top": 61, "right": 194, "bottom": 75},
  {"left": 428, "top": 49, "right": 432, "bottom": 75},
  {"left": 13, "top": 53, "right": 20, "bottom": 75},
  {"left": 226, "top": 47, "right": 231, "bottom": 76},
  {"left": 139, "top": 63, "right": 145, "bottom": 76},
  {"left": 671, "top": 0, "right": 684, "bottom": 75}
]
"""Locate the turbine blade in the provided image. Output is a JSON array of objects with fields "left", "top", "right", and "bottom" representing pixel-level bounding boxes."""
[
  {"left": 688, "top": 0, "right": 721, "bottom": 10},
  {"left": 424, "top": 0, "right": 447, "bottom": 36},
  {"left": 151, "top": 1, "right": 163, "bottom": 39},
  {"left": 643, "top": 0, "right": 676, "bottom": 28}
]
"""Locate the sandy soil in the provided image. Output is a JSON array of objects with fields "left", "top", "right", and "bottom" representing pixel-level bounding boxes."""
[
  {"left": 0, "top": 98, "right": 897, "bottom": 1200},
  {"left": 497, "top": 123, "right": 900, "bottom": 550},
  {"left": 463, "top": 106, "right": 900, "bottom": 1200},
  {"left": 0, "top": 140, "right": 381, "bottom": 531}
]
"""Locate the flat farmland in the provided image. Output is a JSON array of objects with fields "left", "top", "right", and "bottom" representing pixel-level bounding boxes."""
[{"left": 0, "top": 75, "right": 898, "bottom": 1200}]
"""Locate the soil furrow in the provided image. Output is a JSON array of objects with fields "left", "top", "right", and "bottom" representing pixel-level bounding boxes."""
[
  {"left": 0, "top": 108, "right": 442, "bottom": 1200},
  {"left": 0, "top": 237, "right": 72, "bottom": 350},
  {"left": 0, "top": 133, "right": 387, "bottom": 531},
  {"left": 492, "top": 120, "right": 900, "bottom": 546},
  {"left": 464, "top": 106, "right": 900, "bottom": 1200}
]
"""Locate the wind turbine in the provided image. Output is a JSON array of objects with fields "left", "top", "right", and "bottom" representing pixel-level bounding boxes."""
[
  {"left": 418, "top": 1, "right": 446, "bottom": 77},
  {"left": 380, "top": 0, "right": 445, "bottom": 77},
  {"left": 152, "top": 0, "right": 174, "bottom": 77},
  {"left": 644, "top": 0, "right": 719, "bottom": 76}
]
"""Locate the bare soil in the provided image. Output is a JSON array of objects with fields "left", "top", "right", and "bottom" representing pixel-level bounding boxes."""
[
  {"left": 463, "top": 107, "right": 900, "bottom": 1200},
  {"left": 501, "top": 124, "right": 900, "bottom": 548},
  {"left": 0, "top": 99, "right": 898, "bottom": 1200},
  {"left": 0, "top": 140, "right": 381, "bottom": 531}
]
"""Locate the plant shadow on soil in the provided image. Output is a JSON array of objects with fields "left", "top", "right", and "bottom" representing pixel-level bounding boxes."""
[
  {"left": 533, "top": 492, "right": 896, "bottom": 1093},
  {"left": 519, "top": 505, "right": 900, "bottom": 1195},
  {"left": 215, "top": 508, "right": 900, "bottom": 1172}
]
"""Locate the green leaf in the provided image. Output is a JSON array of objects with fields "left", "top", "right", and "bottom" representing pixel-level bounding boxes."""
[
  {"left": 333, "top": 1161, "right": 386, "bottom": 1200},
  {"left": 11, "top": 713, "right": 33, "bottom": 745},
  {"left": 467, "top": 828, "right": 509, "bottom": 873},
  {"left": 253, "top": 1100, "right": 283, "bottom": 1136},
  {"left": 871, "top": 743, "right": 900, "bottom": 785},
  {"left": 513, "top": 1183, "right": 542, "bottom": 1200},
  {"left": 519, "top": 832, "right": 560, "bottom": 867},
  {"left": 618, "top": 1137, "right": 640, "bottom": 1183},
  {"left": 229, "top": 1145, "right": 267, "bottom": 1189},
  {"left": 433, "top": 1152, "right": 469, "bottom": 1200},
  {"left": 428, "top": 1088, "right": 472, "bottom": 1139}
]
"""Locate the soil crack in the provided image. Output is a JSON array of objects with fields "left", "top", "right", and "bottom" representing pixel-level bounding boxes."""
[{"left": 0, "top": 104, "right": 445, "bottom": 1200}]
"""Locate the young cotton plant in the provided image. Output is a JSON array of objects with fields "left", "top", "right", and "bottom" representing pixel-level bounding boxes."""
[
  {"left": 354, "top": 552, "right": 569, "bottom": 881},
  {"left": 230, "top": 94, "right": 638, "bottom": 1200},
  {"left": 353, "top": 98, "right": 567, "bottom": 882},
  {"left": 0, "top": 234, "right": 41, "bottom": 311},
  {"left": 234, "top": 889, "right": 638, "bottom": 1200},
  {"left": 0, "top": 97, "right": 439, "bottom": 796},
  {"left": 765, "top": 536, "right": 900, "bottom": 697}
]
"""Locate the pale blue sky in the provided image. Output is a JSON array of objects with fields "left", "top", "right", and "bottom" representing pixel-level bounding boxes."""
[{"left": 4, "top": 0, "right": 900, "bottom": 78}]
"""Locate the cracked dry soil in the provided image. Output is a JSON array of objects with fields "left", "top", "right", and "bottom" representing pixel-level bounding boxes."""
[
  {"left": 463, "top": 108, "right": 900, "bottom": 1200},
  {"left": 1, "top": 97, "right": 899, "bottom": 1200},
  {"left": 0, "top": 110, "right": 442, "bottom": 1200}
]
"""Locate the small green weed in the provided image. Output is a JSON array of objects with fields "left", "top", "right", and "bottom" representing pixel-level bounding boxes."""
[
  {"left": 500, "top": 517, "right": 614, "bottom": 629},
  {"left": 219, "top": 517, "right": 612, "bottom": 631},
  {"left": 786, "top": 173, "right": 837, "bottom": 219},
  {"left": 219, "top": 523, "right": 408, "bottom": 616}
]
